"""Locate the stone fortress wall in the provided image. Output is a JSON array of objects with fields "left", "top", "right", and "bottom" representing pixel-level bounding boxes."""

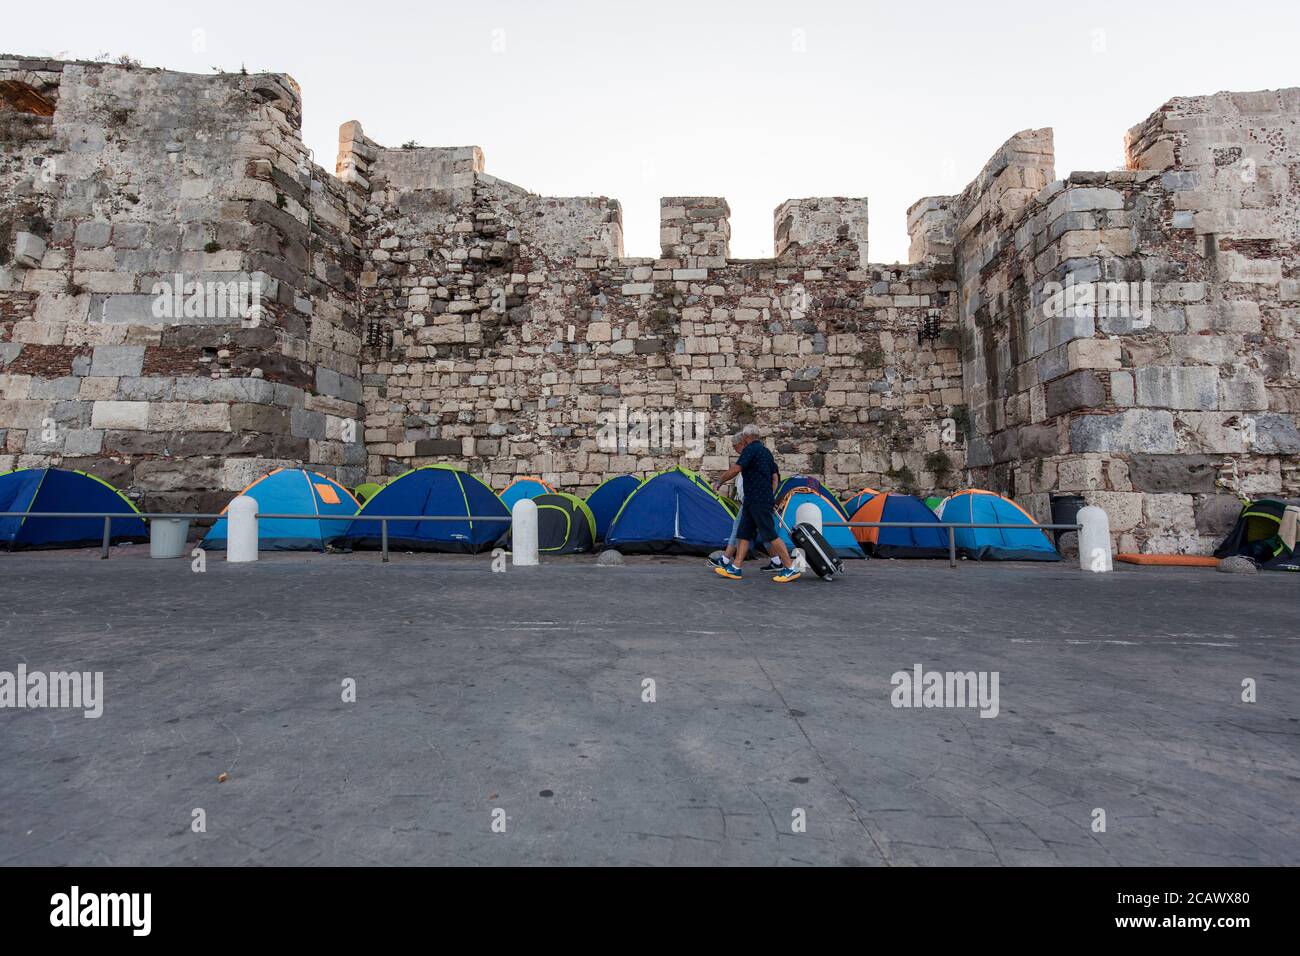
[
  {"left": 2, "top": 55, "right": 1296, "bottom": 553},
  {"left": 920, "top": 90, "right": 1300, "bottom": 553}
]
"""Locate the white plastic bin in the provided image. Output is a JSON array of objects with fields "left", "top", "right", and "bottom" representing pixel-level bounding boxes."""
[{"left": 150, "top": 518, "right": 191, "bottom": 559}]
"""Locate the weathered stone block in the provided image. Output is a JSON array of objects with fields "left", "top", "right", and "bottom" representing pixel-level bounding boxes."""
[
  {"left": 1127, "top": 454, "right": 1219, "bottom": 493},
  {"left": 222, "top": 458, "right": 301, "bottom": 492},
  {"left": 90, "top": 345, "right": 145, "bottom": 377},
  {"left": 62, "top": 428, "right": 104, "bottom": 456},
  {"left": 1217, "top": 366, "right": 1268, "bottom": 410},
  {"left": 1111, "top": 370, "right": 1135, "bottom": 406},
  {"left": 1195, "top": 494, "right": 1243, "bottom": 536},
  {"left": 1170, "top": 334, "right": 1240, "bottom": 365},
  {"left": 1018, "top": 423, "right": 1059, "bottom": 458},
  {"left": 1045, "top": 370, "right": 1106, "bottom": 417},
  {"left": 1186, "top": 301, "right": 1261, "bottom": 333},
  {"left": 291, "top": 406, "right": 327, "bottom": 440},
  {"left": 13, "top": 232, "right": 47, "bottom": 268},
  {"left": 229, "top": 404, "right": 290, "bottom": 435},
  {"left": 414, "top": 438, "right": 461, "bottom": 456},
  {"left": 134, "top": 458, "right": 222, "bottom": 491},
  {"left": 1070, "top": 410, "right": 1178, "bottom": 454},
  {"left": 1133, "top": 366, "right": 1218, "bottom": 410},
  {"left": 1067, "top": 338, "right": 1121, "bottom": 370},
  {"left": 91, "top": 400, "right": 149, "bottom": 430},
  {"left": 74, "top": 221, "right": 112, "bottom": 249},
  {"left": 1081, "top": 491, "right": 1144, "bottom": 532},
  {"left": 1250, "top": 413, "right": 1300, "bottom": 453}
]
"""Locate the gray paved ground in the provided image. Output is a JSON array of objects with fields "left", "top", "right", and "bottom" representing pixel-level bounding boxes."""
[{"left": 0, "top": 545, "right": 1296, "bottom": 866}]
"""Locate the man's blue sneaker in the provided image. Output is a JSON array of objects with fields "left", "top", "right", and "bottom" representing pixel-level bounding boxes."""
[
  {"left": 772, "top": 566, "right": 802, "bottom": 584},
  {"left": 713, "top": 561, "right": 742, "bottom": 580}
]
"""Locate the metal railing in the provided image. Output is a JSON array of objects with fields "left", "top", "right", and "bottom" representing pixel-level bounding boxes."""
[
  {"left": 0, "top": 511, "right": 512, "bottom": 563},
  {"left": 2, "top": 512, "right": 1076, "bottom": 572},
  {"left": 258, "top": 513, "right": 511, "bottom": 563},
  {"left": 823, "top": 521, "right": 1082, "bottom": 568}
]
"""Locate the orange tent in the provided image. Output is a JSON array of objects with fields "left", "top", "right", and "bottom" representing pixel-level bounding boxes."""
[
  {"left": 840, "top": 487, "right": 881, "bottom": 517},
  {"left": 848, "top": 492, "right": 950, "bottom": 557}
]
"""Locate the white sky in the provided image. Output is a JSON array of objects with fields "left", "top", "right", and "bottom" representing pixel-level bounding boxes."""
[{"left": 9, "top": 0, "right": 1299, "bottom": 263}]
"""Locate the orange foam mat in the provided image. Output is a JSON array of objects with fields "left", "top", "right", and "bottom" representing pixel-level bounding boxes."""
[{"left": 1115, "top": 553, "right": 1220, "bottom": 567}]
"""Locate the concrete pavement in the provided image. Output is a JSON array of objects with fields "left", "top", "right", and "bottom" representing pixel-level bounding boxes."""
[{"left": 1, "top": 547, "right": 1296, "bottom": 866}]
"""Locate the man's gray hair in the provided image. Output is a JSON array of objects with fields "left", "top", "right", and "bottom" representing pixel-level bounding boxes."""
[
  {"left": 742, "top": 424, "right": 760, "bottom": 438},
  {"left": 730, "top": 432, "right": 745, "bottom": 447}
]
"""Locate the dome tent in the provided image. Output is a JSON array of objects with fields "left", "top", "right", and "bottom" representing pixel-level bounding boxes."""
[
  {"left": 776, "top": 487, "right": 865, "bottom": 559},
  {"left": 605, "top": 466, "right": 737, "bottom": 556},
  {"left": 204, "top": 468, "right": 358, "bottom": 552},
  {"left": 840, "top": 487, "right": 881, "bottom": 518},
  {"left": 936, "top": 489, "right": 1059, "bottom": 561},
  {"left": 584, "top": 474, "right": 640, "bottom": 542},
  {"left": 532, "top": 492, "right": 597, "bottom": 554},
  {"left": 0, "top": 468, "right": 147, "bottom": 550},
  {"left": 1214, "top": 498, "right": 1300, "bottom": 572},
  {"left": 354, "top": 482, "right": 384, "bottom": 504},
  {"left": 849, "top": 492, "right": 949, "bottom": 559},
  {"left": 499, "top": 477, "right": 555, "bottom": 512},
  {"left": 336, "top": 464, "right": 509, "bottom": 554},
  {"left": 775, "top": 475, "right": 844, "bottom": 516}
]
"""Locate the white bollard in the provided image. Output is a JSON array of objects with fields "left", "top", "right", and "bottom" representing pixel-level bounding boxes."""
[
  {"left": 1077, "top": 505, "right": 1112, "bottom": 573},
  {"left": 794, "top": 502, "right": 822, "bottom": 533},
  {"left": 511, "top": 498, "right": 539, "bottom": 567},
  {"left": 227, "top": 495, "right": 259, "bottom": 563}
]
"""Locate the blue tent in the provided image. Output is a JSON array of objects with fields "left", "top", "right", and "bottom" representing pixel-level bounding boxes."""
[
  {"left": 776, "top": 488, "right": 865, "bottom": 558},
  {"left": 584, "top": 475, "right": 640, "bottom": 542},
  {"left": 336, "top": 464, "right": 509, "bottom": 553},
  {"left": 605, "top": 467, "right": 737, "bottom": 556},
  {"left": 848, "top": 492, "right": 950, "bottom": 559},
  {"left": 204, "top": 468, "right": 358, "bottom": 551},
  {"left": 775, "top": 475, "right": 844, "bottom": 515},
  {"left": 0, "top": 468, "right": 146, "bottom": 550},
  {"left": 499, "top": 477, "right": 554, "bottom": 511},
  {"left": 937, "top": 490, "right": 1060, "bottom": 561},
  {"left": 840, "top": 488, "right": 880, "bottom": 518}
]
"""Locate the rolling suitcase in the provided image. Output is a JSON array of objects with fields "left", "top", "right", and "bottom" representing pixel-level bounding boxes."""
[{"left": 791, "top": 521, "right": 844, "bottom": 581}]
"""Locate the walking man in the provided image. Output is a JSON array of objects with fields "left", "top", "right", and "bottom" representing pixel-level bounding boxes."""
[
  {"left": 709, "top": 430, "right": 785, "bottom": 573},
  {"left": 710, "top": 426, "right": 800, "bottom": 583},
  {"left": 708, "top": 433, "right": 747, "bottom": 569}
]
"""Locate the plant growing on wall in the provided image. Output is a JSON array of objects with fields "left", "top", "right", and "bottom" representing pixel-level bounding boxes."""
[
  {"left": 887, "top": 464, "right": 918, "bottom": 495},
  {"left": 948, "top": 405, "right": 971, "bottom": 440},
  {"left": 730, "top": 396, "right": 756, "bottom": 425},
  {"left": 859, "top": 347, "right": 886, "bottom": 367},
  {"left": 646, "top": 308, "right": 676, "bottom": 335},
  {"left": 925, "top": 450, "right": 953, "bottom": 484}
]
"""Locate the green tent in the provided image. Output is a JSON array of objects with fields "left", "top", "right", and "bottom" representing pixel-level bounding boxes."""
[
  {"left": 533, "top": 492, "right": 597, "bottom": 554},
  {"left": 354, "top": 482, "right": 384, "bottom": 504}
]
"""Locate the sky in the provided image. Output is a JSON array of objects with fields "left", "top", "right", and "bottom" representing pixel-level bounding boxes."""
[{"left": 9, "top": 0, "right": 1300, "bottom": 263}]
